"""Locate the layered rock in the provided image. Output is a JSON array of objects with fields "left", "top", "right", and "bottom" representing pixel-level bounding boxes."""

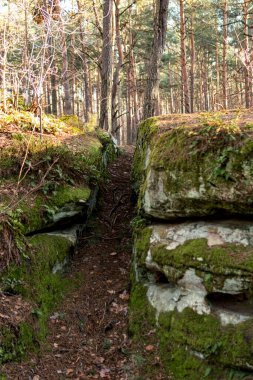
[
  {"left": 133, "top": 111, "right": 253, "bottom": 219},
  {"left": 132, "top": 221, "right": 253, "bottom": 377},
  {"left": 131, "top": 111, "right": 253, "bottom": 378},
  {"left": 135, "top": 220, "right": 253, "bottom": 319}
]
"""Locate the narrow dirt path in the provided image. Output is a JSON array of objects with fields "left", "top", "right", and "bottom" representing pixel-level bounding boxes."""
[{"left": 3, "top": 150, "right": 135, "bottom": 380}]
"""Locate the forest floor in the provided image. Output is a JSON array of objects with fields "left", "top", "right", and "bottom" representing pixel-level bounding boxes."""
[{"left": 2, "top": 149, "right": 166, "bottom": 380}]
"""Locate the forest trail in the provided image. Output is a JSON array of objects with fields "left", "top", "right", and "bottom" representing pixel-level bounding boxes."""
[{"left": 2, "top": 150, "right": 136, "bottom": 380}]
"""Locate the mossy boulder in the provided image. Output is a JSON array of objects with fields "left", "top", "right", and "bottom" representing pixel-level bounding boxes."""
[
  {"left": 131, "top": 220, "right": 253, "bottom": 376},
  {"left": 130, "top": 281, "right": 253, "bottom": 378},
  {"left": 135, "top": 220, "right": 253, "bottom": 300},
  {"left": 19, "top": 185, "right": 91, "bottom": 234},
  {"left": 133, "top": 110, "right": 253, "bottom": 219},
  {"left": 157, "top": 306, "right": 253, "bottom": 378}
]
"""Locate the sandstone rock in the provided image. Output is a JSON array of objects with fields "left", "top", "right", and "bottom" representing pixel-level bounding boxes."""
[
  {"left": 133, "top": 111, "right": 253, "bottom": 219},
  {"left": 135, "top": 220, "right": 253, "bottom": 297},
  {"left": 132, "top": 220, "right": 253, "bottom": 373}
]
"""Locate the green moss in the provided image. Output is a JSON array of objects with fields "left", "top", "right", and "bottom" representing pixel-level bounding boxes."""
[
  {"left": 131, "top": 228, "right": 253, "bottom": 376},
  {"left": 133, "top": 112, "right": 253, "bottom": 217},
  {"left": 29, "top": 233, "right": 72, "bottom": 270},
  {"left": 18, "top": 185, "right": 91, "bottom": 234},
  {"left": 0, "top": 322, "right": 34, "bottom": 363},
  {"left": 136, "top": 304, "right": 253, "bottom": 378},
  {"left": 96, "top": 129, "right": 112, "bottom": 146},
  {"left": 134, "top": 227, "right": 152, "bottom": 266},
  {"left": 143, "top": 115, "right": 246, "bottom": 174},
  {"left": 0, "top": 156, "right": 16, "bottom": 170},
  {"left": 132, "top": 117, "right": 159, "bottom": 195},
  {"left": 0, "top": 234, "right": 73, "bottom": 363},
  {"left": 51, "top": 186, "right": 91, "bottom": 207},
  {"left": 128, "top": 282, "right": 240, "bottom": 378},
  {"left": 104, "top": 140, "right": 117, "bottom": 163},
  {"left": 149, "top": 122, "right": 248, "bottom": 194},
  {"left": 128, "top": 281, "right": 168, "bottom": 378},
  {"left": 129, "top": 283, "right": 156, "bottom": 339},
  {"left": 152, "top": 238, "right": 253, "bottom": 276},
  {"left": 0, "top": 112, "right": 115, "bottom": 235},
  {"left": 2, "top": 233, "right": 72, "bottom": 303},
  {"left": 159, "top": 342, "right": 212, "bottom": 380},
  {"left": 0, "top": 321, "right": 36, "bottom": 363},
  {"left": 160, "top": 308, "right": 253, "bottom": 372},
  {"left": 19, "top": 196, "right": 44, "bottom": 233},
  {"left": 0, "top": 110, "right": 84, "bottom": 135},
  {"left": 169, "top": 309, "right": 221, "bottom": 357}
]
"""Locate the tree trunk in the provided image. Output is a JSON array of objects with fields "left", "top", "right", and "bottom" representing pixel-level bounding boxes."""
[
  {"left": 243, "top": 0, "right": 251, "bottom": 108},
  {"left": 60, "top": 19, "right": 72, "bottom": 115},
  {"left": 126, "top": 67, "right": 132, "bottom": 145},
  {"left": 129, "top": 27, "right": 138, "bottom": 142},
  {"left": 99, "top": 0, "right": 114, "bottom": 131},
  {"left": 143, "top": 0, "right": 169, "bottom": 120},
  {"left": 215, "top": 17, "right": 220, "bottom": 109},
  {"left": 111, "top": 0, "right": 124, "bottom": 137},
  {"left": 2, "top": 27, "right": 7, "bottom": 112},
  {"left": 203, "top": 51, "right": 209, "bottom": 111},
  {"left": 222, "top": 0, "right": 228, "bottom": 109},
  {"left": 23, "top": 0, "right": 30, "bottom": 106},
  {"left": 89, "top": 69, "right": 93, "bottom": 114},
  {"left": 51, "top": 67, "right": 57, "bottom": 115},
  {"left": 77, "top": 0, "right": 91, "bottom": 122},
  {"left": 190, "top": 9, "right": 195, "bottom": 113},
  {"left": 180, "top": 0, "right": 190, "bottom": 113}
]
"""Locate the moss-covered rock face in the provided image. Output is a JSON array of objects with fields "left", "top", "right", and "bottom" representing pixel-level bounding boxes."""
[
  {"left": 130, "top": 282, "right": 253, "bottom": 378},
  {"left": 0, "top": 233, "right": 73, "bottom": 363},
  {"left": 0, "top": 110, "right": 116, "bottom": 236},
  {"left": 157, "top": 307, "right": 253, "bottom": 378},
  {"left": 132, "top": 110, "right": 253, "bottom": 377},
  {"left": 133, "top": 111, "right": 253, "bottom": 219},
  {"left": 0, "top": 110, "right": 117, "bottom": 363},
  {"left": 19, "top": 185, "right": 91, "bottom": 234},
  {"left": 131, "top": 220, "right": 253, "bottom": 376}
]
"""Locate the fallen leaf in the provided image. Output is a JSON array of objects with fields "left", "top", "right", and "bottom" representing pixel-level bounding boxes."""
[
  {"left": 66, "top": 368, "right": 74, "bottom": 375},
  {"left": 99, "top": 368, "right": 110, "bottom": 378},
  {"left": 0, "top": 313, "right": 10, "bottom": 319},
  {"left": 107, "top": 290, "right": 115, "bottom": 294},
  {"left": 119, "top": 290, "right": 129, "bottom": 301},
  {"left": 145, "top": 345, "right": 155, "bottom": 351}
]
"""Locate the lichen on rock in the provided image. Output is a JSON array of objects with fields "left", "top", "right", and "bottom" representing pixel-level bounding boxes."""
[
  {"left": 133, "top": 110, "right": 253, "bottom": 219},
  {"left": 131, "top": 219, "right": 253, "bottom": 376}
]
